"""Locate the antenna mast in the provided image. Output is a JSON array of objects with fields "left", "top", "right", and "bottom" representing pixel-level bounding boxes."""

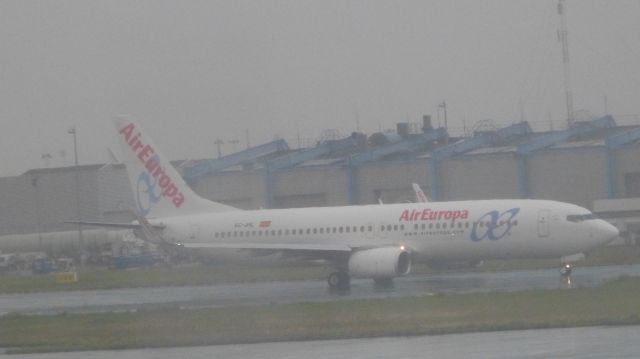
[{"left": 558, "top": 0, "right": 574, "bottom": 127}]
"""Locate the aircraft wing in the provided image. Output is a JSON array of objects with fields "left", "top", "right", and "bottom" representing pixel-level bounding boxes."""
[{"left": 63, "top": 220, "right": 166, "bottom": 230}]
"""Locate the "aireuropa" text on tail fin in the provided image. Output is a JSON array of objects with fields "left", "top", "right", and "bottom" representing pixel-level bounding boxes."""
[{"left": 114, "top": 117, "right": 238, "bottom": 218}]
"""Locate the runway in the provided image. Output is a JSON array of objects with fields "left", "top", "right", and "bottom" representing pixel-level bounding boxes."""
[
  {"left": 5, "top": 325, "right": 640, "bottom": 358},
  {"left": 1, "top": 264, "right": 639, "bottom": 315}
]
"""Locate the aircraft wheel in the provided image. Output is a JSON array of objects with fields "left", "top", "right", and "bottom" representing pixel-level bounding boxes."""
[{"left": 328, "top": 271, "right": 350, "bottom": 289}]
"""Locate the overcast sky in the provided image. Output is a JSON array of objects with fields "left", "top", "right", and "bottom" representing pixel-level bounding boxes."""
[{"left": 1, "top": 0, "right": 639, "bottom": 176}]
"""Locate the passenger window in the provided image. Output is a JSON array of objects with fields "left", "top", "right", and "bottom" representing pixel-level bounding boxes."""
[
  {"left": 346, "top": 227, "right": 350, "bottom": 233},
  {"left": 436, "top": 223, "right": 440, "bottom": 229},
  {"left": 360, "top": 226, "right": 365, "bottom": 232},
  {"left": 387, "top": 225, "right": 392, "bottom": 231},
  {"left": 339, "top": 227, "right": 343, "bottom": 233},
  {"left": 380, "top": 226, "right": 385, "bottom": 231},
  {"left": 313, "top": 228, "right": 317, "bottom": 234},
  {"left": 277, "top": 229, "right": 282, "bottom": 235},
  {"left": 443, "top": 223, "right": 447, "bottom": 229},
  {"left": 368, "top": 226, "right": 373, "bottom": 231},
  {"left": 428, "top": 223, "right": 433, "bottom": 229},
  {"left": 220, "top": 232, "right": 225, "bottom": 238},
  {"left": 306, "top": 229, "right": 311, "bottom": 234},
  {"left": 400, "top": 224, "right": 404, "bottom": 230},
  {"left": 422, "top": 223, "right": 426, "bottom": 230}
]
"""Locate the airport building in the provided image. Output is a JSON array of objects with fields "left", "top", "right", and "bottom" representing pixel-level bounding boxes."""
[{"left": 2, "top": 114, "right": 640, "bottom": 250}]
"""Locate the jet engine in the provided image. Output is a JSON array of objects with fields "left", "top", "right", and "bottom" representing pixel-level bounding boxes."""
[{"left": 348, "top": 247, "right": 411, "bottom": 279}]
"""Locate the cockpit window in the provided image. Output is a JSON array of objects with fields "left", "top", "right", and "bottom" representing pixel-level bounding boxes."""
[{"left": 566, "top": 213, "right": 598, "bottom": 222}]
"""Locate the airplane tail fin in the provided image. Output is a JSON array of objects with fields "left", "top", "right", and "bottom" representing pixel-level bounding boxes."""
[{"left": 114, "top": 117, "right": 238, "bottom": 218}]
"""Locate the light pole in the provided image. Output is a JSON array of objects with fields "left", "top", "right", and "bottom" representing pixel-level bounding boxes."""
[
  {"left": 31, "top": 176, "right": 43, "bottom": 251},
  {"left": 439, "top": 100, "right": 449, "bottom": 144},
  {"left": 439, "top": 100, "right": 448, "bottom": 131},
  {"left": 68, "top": 127, "right": 85, "bottom": 261},
  {"left": 214, "top": 139, "right": 224, "bottom": 158}
]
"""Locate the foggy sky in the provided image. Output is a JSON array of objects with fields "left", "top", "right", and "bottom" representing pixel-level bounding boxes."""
[{"left": 1, "top": 0, "right": 639, "bottom": 176}]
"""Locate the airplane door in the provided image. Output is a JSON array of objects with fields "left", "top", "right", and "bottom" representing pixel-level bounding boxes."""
[{"left": 537, "top": 210, "right": 550, "bottom": 237}]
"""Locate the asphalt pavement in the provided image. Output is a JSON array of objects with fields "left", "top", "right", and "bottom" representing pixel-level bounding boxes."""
[{"left": 1, "top": 264, "right": 639, "bottom": 315}]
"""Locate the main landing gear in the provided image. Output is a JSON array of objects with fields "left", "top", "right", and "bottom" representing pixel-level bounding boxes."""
[
  {"left": 373, "top": 277, "right": 394, "bottom": 288},
  {"left": 328, "top": 271, "right": 351, "bottom": 290}
]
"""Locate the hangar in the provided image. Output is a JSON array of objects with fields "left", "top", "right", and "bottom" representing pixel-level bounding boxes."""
[{"left": 2, "top": 114, "right": 640, "bottom": 250}]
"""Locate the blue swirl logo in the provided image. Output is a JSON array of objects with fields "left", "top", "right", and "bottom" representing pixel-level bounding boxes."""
[
  {"left": 136, "top": 171, "right": 162, "bottom": 216},
  {"left": 470, "top": 208, "right": 520, "bottom": 242}
]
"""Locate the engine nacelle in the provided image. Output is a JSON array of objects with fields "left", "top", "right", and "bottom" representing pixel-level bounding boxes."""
[{"left": 348, "top": 247, "right": 411, "bottom": 279}]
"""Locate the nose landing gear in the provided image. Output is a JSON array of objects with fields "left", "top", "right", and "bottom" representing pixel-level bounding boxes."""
[{"left": 559, "top": 263, "right": 572, "bottom": 277}]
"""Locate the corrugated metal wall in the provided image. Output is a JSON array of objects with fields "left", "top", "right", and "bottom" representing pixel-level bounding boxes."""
[{"left": 1, "top": 145, "right": 639, "bottom": 236}]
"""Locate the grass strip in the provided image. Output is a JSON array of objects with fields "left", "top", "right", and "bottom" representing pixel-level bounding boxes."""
[
  {"left": 0, "top": 264, "right": 331, "bottom": 294},
  {"left": 2, "top": 275, "right": 640, "bottom": 354}
]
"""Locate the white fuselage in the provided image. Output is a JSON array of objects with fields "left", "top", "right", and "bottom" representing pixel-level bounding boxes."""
[{"left": 152, "top": 199, "right": 618, "bottom": 263}]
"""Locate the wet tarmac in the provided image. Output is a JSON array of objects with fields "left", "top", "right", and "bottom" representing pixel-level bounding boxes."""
[
  {"left": 4, "top": 325, "right": 639, "bottom": 358},
  {"left": 1, "top": 264, "right": 640, "bottom": 315}
]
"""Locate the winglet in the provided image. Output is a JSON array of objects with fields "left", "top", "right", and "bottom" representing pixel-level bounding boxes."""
[{"left": 412, "top": 183, "right": 429, "bottom": 203}]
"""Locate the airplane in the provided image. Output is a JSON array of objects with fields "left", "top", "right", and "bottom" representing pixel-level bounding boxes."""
[{"left": 77, "top": 118, "right": 620, "bottom": 289}]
